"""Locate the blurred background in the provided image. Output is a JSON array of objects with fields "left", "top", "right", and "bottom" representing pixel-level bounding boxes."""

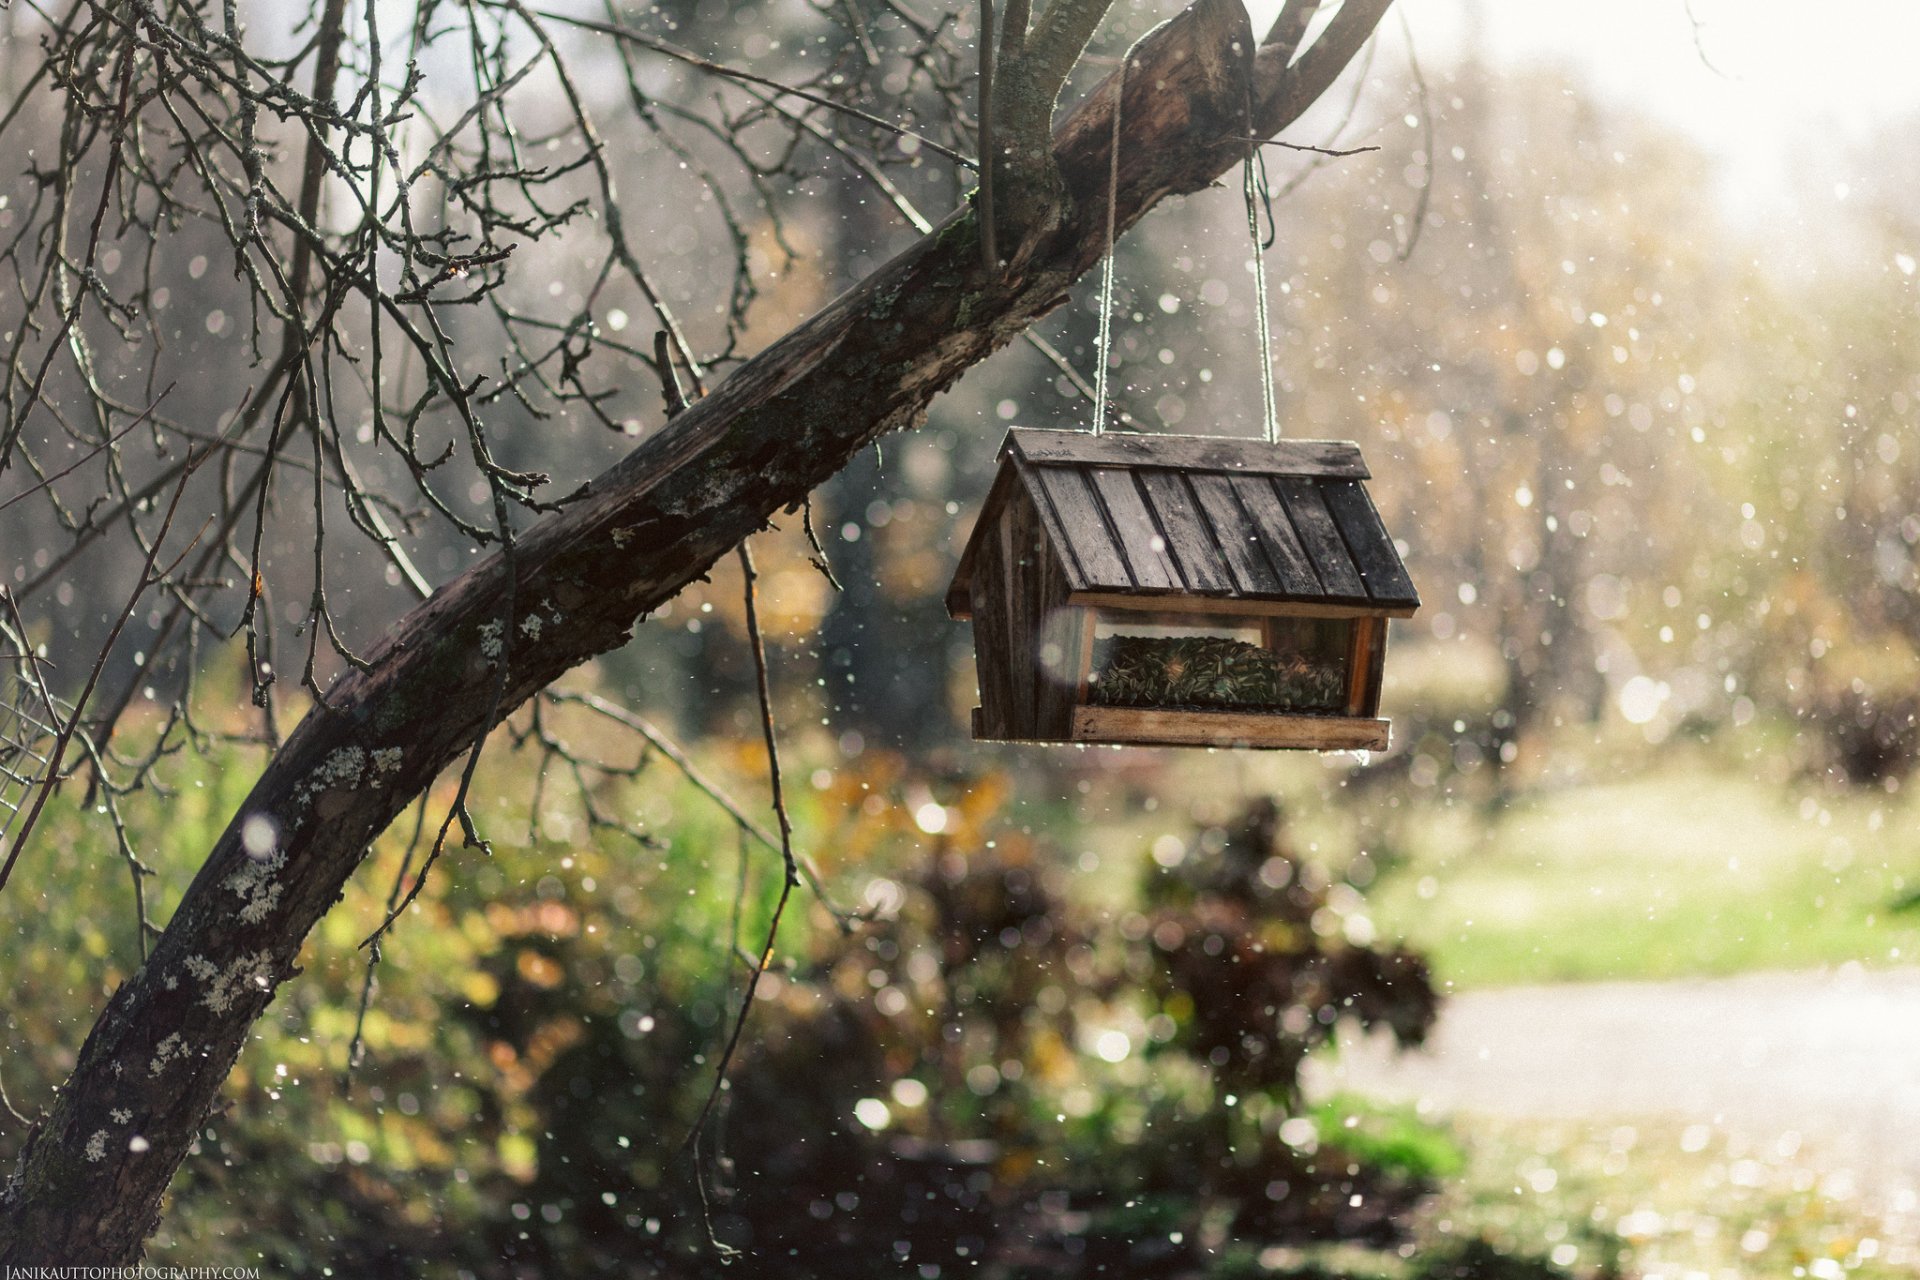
[{"left": 2, "top": 0, "right": 1917, "bottom": 1275}]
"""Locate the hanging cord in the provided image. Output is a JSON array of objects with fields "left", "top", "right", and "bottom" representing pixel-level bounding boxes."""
[
  {"left": 1090, "top": 54, "right": 1127, "bottom": 435},
  {"left": 1244, "top": 151, "right": 1280, "bottom": 444}
]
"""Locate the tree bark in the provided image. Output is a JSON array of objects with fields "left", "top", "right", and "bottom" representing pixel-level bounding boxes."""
[{"left": 0, "top": 0, "right": 1392, "bottom": 1259}]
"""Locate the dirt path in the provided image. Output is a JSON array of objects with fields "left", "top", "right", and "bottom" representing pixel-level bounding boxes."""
[{"left": 1307, "top": 964, "right": 1920, "bottom": 1196}]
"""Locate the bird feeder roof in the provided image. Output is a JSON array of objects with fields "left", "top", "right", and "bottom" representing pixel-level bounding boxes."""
[{"left": 946, "top": 429, "right": 1419, "bottom": 619}]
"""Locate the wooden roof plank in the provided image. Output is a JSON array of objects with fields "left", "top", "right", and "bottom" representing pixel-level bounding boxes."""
[
  {"left": 1087, "top": 468, "right": 1181, "bottom": 589},
  {"left": 1188, "top": 472, "right": 1285, "bottom": 595},
  {"left": 1031, "top": 465, "right": 1132, "bottom": 591},
  {"left": 1320, "top": 479, "right": 1421, "bottom": 608},
  {"left": 1274, "top": 477, "right": 1368, "bottom": 601},
  {"left": 1226, "top": 474, "right": 1323, "bottom": 597},
  {"left": 1009, "top": 429, "right": 1367, "bottom": 477},
  {"left": 1138, "top": 471, "right": 1235, "bottom": 593}
]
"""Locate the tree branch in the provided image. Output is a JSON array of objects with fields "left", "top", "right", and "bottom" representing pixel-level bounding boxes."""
[{"left": 1264, "top": 0, "right": 1317, "bottom": 63}]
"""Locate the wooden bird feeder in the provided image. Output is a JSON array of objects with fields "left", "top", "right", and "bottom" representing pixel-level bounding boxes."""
[{"left": 946, "top": 429, "right": 1420, "bottom": 750}]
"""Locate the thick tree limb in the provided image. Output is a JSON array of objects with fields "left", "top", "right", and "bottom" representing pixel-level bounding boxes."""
[
  {"left": 986, "top": 0, "right": 1116, "bottom": 239},
  {"left": 0, "top": 0, "right": 1393, "bottom": 1261}
]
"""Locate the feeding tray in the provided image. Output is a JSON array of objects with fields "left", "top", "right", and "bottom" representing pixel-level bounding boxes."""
[{"left": 946, "top": 429, "right": 1419, "bottom": 750}]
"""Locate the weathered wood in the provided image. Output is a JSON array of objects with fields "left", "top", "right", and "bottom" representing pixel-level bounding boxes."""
[
  {"left": 1344, "top": 613, "right": 1373, "bottom": 716},
  {"left": 1030, "top": 465, "right": 1130, "bottom": 589},
  {"left": 1226, "top": 474, "right": 1323, "bottom": 597},
  {"left": 975, "top": 486, "right": 1084, "bottom": 741},
  {"left": 970, "top": 500, "right": 1019, "bottom": 737},
  {"left": 1188, "top": 472, "right": 1285, "bottom": 595},
  {"left": 1001, "top": 491, "right": 1041, "bottom": 739},
  {"left": 1138, "top": 471, "right": 1234, "bottom": 593},
  {"left": 0, "top": 0, "right": 1399, "bottom": 1259},
  {"left": 1088, "top": 468, "right": 1181, "bottom": 588},
  {"left": 947, "top": 465, "right": 1022, "bottom": 619},
  {"left": 1008, "top": 429, "right": 1368, "bottom": 477},
  {"left": 1069, "top": 705, "right": 1390, "bottom": 750},
  {"left": 1364, "top": 616, "right": 1390, "bottom": 717},
  {"left": 1068, "top": 593, "right": 1416, "bottom": 620},
  {"left": 1274, "top": 477, "right": 1367, "bottom": 600},
  {"left": 1321, "top": 479, "right": 1420, "bottom": 607}
]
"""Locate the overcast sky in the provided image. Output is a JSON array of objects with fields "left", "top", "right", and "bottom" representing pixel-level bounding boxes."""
[
  {"left": 1246, "top": 0, "right": 1920, "bottom": 218},
  {"left": 1425, "top": 0, "right": 1920, "bottom": 193}
]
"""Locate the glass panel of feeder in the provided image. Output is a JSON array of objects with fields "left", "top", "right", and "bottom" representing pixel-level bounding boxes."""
[
  {"left": 1087, "top": 613, "right": 1351, "bottom": 714},
  {"left": 1260, "top": 614, "right": 1353, "bottom": 712}
]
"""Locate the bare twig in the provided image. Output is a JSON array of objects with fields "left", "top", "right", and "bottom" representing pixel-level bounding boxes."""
[
  {"left": 531, "top": 9, "right": 978, "bottom": 168},
  {"left": 545, "top": 688, "right": 853, "bottom": 925},
  {"left": 342, "top": 791, "right": 432, "bottom": 1088},
  {"left": 1249, "top": 137, "right": 1379, "bottom": 158},
  {"left": 681, "top": 542, "right": 799, "bottom": 1157},
  {"left": 0, "top": 391, "right": 171, "bottom": 516},
  {"left": 1394, "top": 8, "right": 1433, "bottom": 263},
  {"left": 0, "top": 448, "right": 212, "bottom": 896}
]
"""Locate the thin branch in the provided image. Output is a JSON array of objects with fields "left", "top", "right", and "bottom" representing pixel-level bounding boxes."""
[
  {"left": 545, "top": 689, "right": 853, "bottom": 926},
  {"left": 342, "top": 792, "right": 431, "bottom": 1089},
  {"left": 0, "top": 1055, "right": 29, "bottom": 1127},
  {"left": 531, "top": 9, "right": 978, "bottom": 168},
  {"left": 0, "top": 390, "right": 170, "bottom": 515},
  {"left": 1249, "top": 137, "right": 1379, "bottom": 158},
  {"left": 0, "top": 448, "right": 211, "bottom": 896},
  {"left": 681, "top": 541, "right": 799, "bottom": 1155},
  {"left": 1683, "top": 0, "right": 1734, "bottom": 80},
  {"left": 1394, "top": 7, "right": 1433, "bottom": 263}
]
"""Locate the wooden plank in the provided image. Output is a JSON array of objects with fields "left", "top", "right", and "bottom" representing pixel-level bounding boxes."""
[
  {"left": 1274, "top": 477, "right": 1367, "bottom": 601},
  {"left": 1030, "top": 465, "right": 1132, "bottom": 591},
  {"left": 1227, "top": 474, "right": 1322, "bottom": 597},
  {"left": 1075, "top": 610, "right": 1098, "bottom": 707},
  {"left": 997, "top": 491, "right": 1041, "bottom": 739},
  {"left": 1320, "top": 479, "right": 1420, "bottom": 608},
  {"left": 1362, "top": 616, "right": 1389, "bottom": 718},
  {"left": 1070, "top": 705, "right": 1390, "bottom": 751},
  {"left": 1008, "top": 428, "right": 1368, "bottom": 478},
  {"left": 968, "top": 504, "right": 1018, "bottom": 739},
  {"left": 1139, "top": 471, "right": 1234, "bottom": 593},
  {"left": 1088, "top": 468, "right": 1181, "bottom": 589},
  {"left": 946, "top": 464, "right": 1022, "bottom": 618},
  {"left": 1188, "top": 473, "right": 1284, "bottom": 595},
  {"left": 1344, "top": 613, "right": 1373, "bottom": 716},
  {"left": 1070, "top": 593, "right": 1416, "bottom": 620}
]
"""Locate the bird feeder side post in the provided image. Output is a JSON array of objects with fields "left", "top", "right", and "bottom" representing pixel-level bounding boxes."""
[
  {"left": 1343, "top": 615, "right": 1375, "bottom": 717},
  {"left": 1072, "top": 606, "right": 1100, "bottom": 711},
  {"left": 1363, "top": 615, "right": 1391, "bottom": 716}
]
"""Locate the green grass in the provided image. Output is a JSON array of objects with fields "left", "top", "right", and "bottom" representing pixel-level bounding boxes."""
[
  {"left": 1429, "top": 1115, "right": 1918, "bottom": 1280},
  {"left": 1363, "top": 765, "right": 1920, "bottom": 990},
  {"left": 1248, "top": 1112, "right": 1917, "bottom": 1280}
]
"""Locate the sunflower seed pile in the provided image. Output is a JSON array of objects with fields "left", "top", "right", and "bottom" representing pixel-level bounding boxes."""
[{"left": 1087, "top": 634, "right": 1345, "bottom": 713}]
